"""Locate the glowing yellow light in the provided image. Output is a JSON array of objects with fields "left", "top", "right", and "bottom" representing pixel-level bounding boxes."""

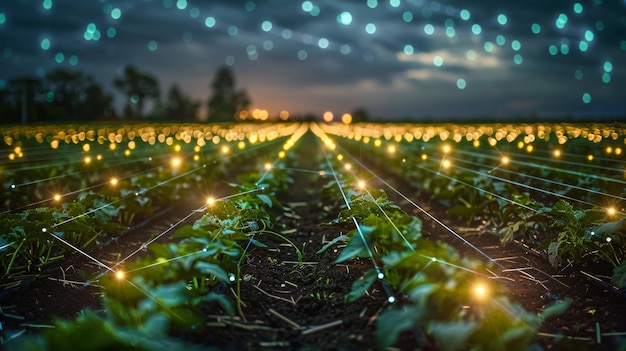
[
  {"left": 322, "top": 111, "right": 334, "bottom": 122},
  {"left": 84, "top": 156, "right": 92, "bottom": 164},
  {"left": 474, "top": 284, "right": 488, "bottom": 298},
  {"left": 124, "top": 149, "right": 131, "bottom": 156},
  {"left": 193, "top": 155, "right": 200, "bottom": 161},
  {"left": 82, "top": 144, "right": 90, "bottom": 152},
  {"left": 96, "top": 154, "right": 102, "bottom": 161},
  {"left": 387, "top": 145, "right": 396, "bottom": 154},
  {"left": 606, "top": 146, "right": 613, "bottom": 154},
  {"left": 337, "top": 154, "right": 344, "bottom": 161},
  {"left": 421, "top": 154, "right": 428, "bottom": 161},
  {"left": 344, "top": 163, "right": 352, "bottom": 170},
  {"left": 357, "top": 180, "right": 366, "bottom": 189},
  {"left": 473, "top": 140, "right": 480, "bottom": 148},
  {"left": 553, "top": 150, "right": 561, "bottom": 158},
  {"left": 174, "top": 144, "right": 181, "bottom": 152},
  {"left": 607, "top": 207, "right": 617, "bottom": 216},
  {"left": 341, "top": 113, "right": 352, "bottom": 124},
  {"left": 264, "top": 162, "right": 272, "bottom": 171},
  {"left": 318, "top": 170, "right": 326, "bottom": 176},
  {"left": 442, "top": 160, "right": 451, "bottom": 169},
  {"left": 53, "top": 194, "right": 62, "bottom": 202},
  {"left": 8, "top": 153, "right": 15, "bottom": 161},
  {"left": 115, "top": 270, "right": 125, "bottom": 280},
  {"left": 442, "top": 144, "right": 451, "bottom": 154},
  {"left": 501, "top": 156, "right": 510, "bottom": 165},
  {"left": 587, "top": 154, "right": 594, "bottom": 161},
  {"left": 279, "top": 110, "right": 290, "bottom": 120},
  {"left": 206, "top": 196, "right": 216, "bottom": 206},
  {"left": 109, "top": 143, "right": 117, "bottom": 151},
  {"left": 171, "top": 156, "right": 182, "bottom": 168},
  {"left": 110, "top": 177, "right": 118, "bottom": 186},
  {"left": 517, "top": 141, "right": 524, "bottom": 149},
  {"left": 221, "top": 145, "right": 229, "bottom": 154},
  {"left": 194, "top": 145, "right": 201, "bottom": 152},
  {"left": 237, "top": 141, "right": 246, "bottom": 149},
  {"left": 374, "top": 139, "right": 382, "bottom": 147},
  {"left": 526, "top": 145, "right": 533, "bottom": 153},
  {"left": 278, "top": 151, "right": 286, "bottom": 158},
  {"left": 616, "top": 147, "right": 622, "bottom": 155}
]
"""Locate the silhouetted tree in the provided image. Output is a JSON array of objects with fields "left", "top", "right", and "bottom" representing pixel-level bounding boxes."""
[
  {"left": 166, "top": 84, "right": 200, "bottom": 121},
  {"left": 6, "top": 77, "right": 45, "bottom": 123},
  {"left": 113, "top": 65, "right": 160, "bottom": 119},
  {"left": 207, "top": 66, "right": 250, "bottom": 122},
  {"left": 351, "top": 107, "right": 371, "bottom": 123}
]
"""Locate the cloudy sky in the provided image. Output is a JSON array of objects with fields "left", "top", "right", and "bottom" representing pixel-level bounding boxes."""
[{"left": 1, "top": 0, "right": 625, "bottom": 120}]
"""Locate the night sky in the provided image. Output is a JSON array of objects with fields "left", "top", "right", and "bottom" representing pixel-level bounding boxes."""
[{"left": 1, "top": 0, "right": 625, "bottom": 120}]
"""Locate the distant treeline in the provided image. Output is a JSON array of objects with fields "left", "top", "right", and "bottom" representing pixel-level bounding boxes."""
[{"left": 0, "top": 65, "right": 251, "bottom": 124}]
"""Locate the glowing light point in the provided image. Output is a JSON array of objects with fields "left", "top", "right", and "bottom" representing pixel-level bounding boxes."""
[
  {"left": 607, "top": 207, "right": 616, "bottom": 216},
  {"left": 110, "top": 177, "right": 119, "bottom": 186},
  {"left": 53, "top": 194, "right": 62, "bottom": 202},
  {"left": 606, "top": 237, "right": 612, "bottom": 243},
  {"left": 421, "top": 154, "right": 428, "bottom": 161},
  {"left": 431, "top": 257, "right": 437, "bottom": 262},
  {"left": 377, "top": 272, "right": 385, "bottom": 280},
  {"left": 229, "top": 274, "right": 236, "bottom": 282},
  {"left": 501, "top": 156, "right": 510, "bottom": 165},
  {"left": 387, "top": 145, "right": 396, "bottom": 154},
  {"left": 171, "top": 156, "right": 182, "bottom": 168},
  {"left": 388, "top": 296, "right": 396, "bottom": 303},
  {"left": 553, "top": 150, "right": 561, "bottom": 158},
  {"left": 318, "top": 170, "right": 326, "bottom": 176},
  {"left": 357, "top": 180, "right": 366, "bottom": 189},
  {"left": 264, "top": 162, "right": 272, "bottom": 171},
  {"left": 442, "top": 145, "right": 451, "bottom": 154},
  {"left": 221, "top": 145, "right": 230, "bottom": 154},
  {"left": 344, "top": 163, "right": 352, "bottom": 170},
  {"left": 115, "top": 271, "right": 125, "bottom": 280},
  {"left": 474, "top": 284, "right": 487, "bottom": 298},
  {"left": 587, "top": 155, "right": 594, "bottom": 161},
  {"left": 206, "top": 197, "right": 216, "bottom": 206},
  {"left": 442, "top": 160, "right": 451, "bottom": 169},
  {"left": 42, "top": 228, "right": 48, "bottom": 233}
]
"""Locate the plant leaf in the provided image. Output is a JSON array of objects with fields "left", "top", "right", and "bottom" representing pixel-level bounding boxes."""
[
  {"left": 256, "top": 194, "right": 273, "bottom": 208},
  {"left": 316, "top": 234, "right": 348, "bottom": 254},
  {"left": 539, "top": 298, "right": 571, "bottom": 321},
  {"left": 431, "top": 321, "right": 477, "bottom": 351},
  {"left": 344, "top": 269, "right": 377, "bottom": 303}
]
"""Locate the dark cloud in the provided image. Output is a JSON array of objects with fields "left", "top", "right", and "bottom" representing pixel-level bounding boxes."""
[{"left": 0, "top": 0, "right": 625, "bottom": 119}]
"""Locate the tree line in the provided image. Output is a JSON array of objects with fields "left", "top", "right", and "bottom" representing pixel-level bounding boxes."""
[{"left": 0, "top": 65, "right": 250, "bottom": 124}]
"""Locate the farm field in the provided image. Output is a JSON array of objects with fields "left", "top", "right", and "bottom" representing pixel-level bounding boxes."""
[{"left": 1, "top": 121, "right": 626, "bottom": 350}]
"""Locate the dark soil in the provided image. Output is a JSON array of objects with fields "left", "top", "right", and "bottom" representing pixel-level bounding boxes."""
[{"left": 1, "top": 133, "right": 625, "bottom": 350}]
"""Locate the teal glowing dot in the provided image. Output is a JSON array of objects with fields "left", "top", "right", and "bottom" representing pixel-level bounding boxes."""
[
  {"left": 245, "top": 1, "right": 255, "bottom": 11},
  {"left": 496, "top": 35, "right": 506, "bottom": 46},
  {"left": 578, "top": 41, "right": 588, "bottom": 52},
  {"left": 190, "top": 8, "right": 200, "bottom": 18},
  {"left": 107, "top": 27, "right": 117, "bottom": 38},
  {"left": 182, "top": 32, "right": 192, "bottom": 42},
  {"left": 556, "top": 14, "right": 568, "bottom": 29},
  {"left": 130, "top": 94, "right": 140, "bottom": 104},
  {"left": 228, "top": 26, "right": 238, "bottom": 36},
  {"left": 466, "top": 50, "right": 476, "bottom": 60},
  {"left": 424, "top": 24, "right": 434, "bottom": 35},
  {"left": 511, "top": 40, "right": 521, "bottom": 51},
  {"left": 87, "top": 23, "right": 97, "bottom": 34},
  {"left": 176, "top": 0, "right": 187, "bottom": 10},
  {"left": 205, "top": 16, "right": 216, "bottom": 28},
  {"left": 460, "top": 9, "right": 470, "bottom": 20},
  {"left": 69, "top": 55, "right": 78, "bottom": 66},
  {"left": 513, "top": 53, "right": 523, "bottom": 64},
  {"left": 445, "top": 27, "right": 455, "bottom": 38},
  {"left": 148, "top": 40, "right": 158, "bottom": 51},
  {"left": 111, "top": 8, "right": 121, "bottom": 20},
  {"left": 603, "top": 61, "right": 613, "bottom": 72},
  {"left": 297, "top": 49, "right": 308, "bottom": 60},
  {"left": 262, "top": 40, "right": 273, "bottom": 50},
  {"left": 390, "top": 0, "right": 400, "bottom": 8},
  {"left": 338, "top": 11, "right": 353, "bottom": 25},
  {"left": 0, "top": 13, "right": 6, "bottom": 25},
  {"left": 163, "top": 0, "right": 173, "bottom": 8},
  {"left": 484, "top": 41, "right": 494, "bottom": 52},
  {"left": 560, "top": 44, "right": 569, "bottom": 55},
  {"left": 444, "top": 19, "right": 454, "bottom": 28},
  {"left": 497, "top": 14, "right": 508, "bottom": 25},
  {"left": 225, "top": 56, "right": 235, "bottom": 65},
  {"left": 575, "top": 70, "right": 583, "bottom": 80},
  {"left": 340, "top": 44, "right": 351, "bottom": 54},
  {"left": 456, "top": 78, "right": 466, "bottom": 89},
  {"left": 548, "top": 45, "right": 558, "bottom": 55},
  {"left": 584, "top": 30, "right": 594, "bottom": 41},
  {"left": 41, "top": 38, "right": 51, "bottom": 50},
  {"left": 602, "top": 72, "right": 611, "bottom": 83},
  {"left": 367, "top": 0, "right": 378, "bottom": 8},
  {"left": 402, "top": 11, "right": 413, "bottom": 22},
  {"left": 93, "top": 30, "right": 101, "bottom": 41},
  {"left": 531, "top": 23, "right": 541, "bottom": 34},
  {"left": 621, "top": 40, "right": 626, "bottom": 51},
  {"left": 318, "top": 38, "right": 329, "bottom": 49},
  {"left": 582, "top": 93, "right": 591, "bottom": 104},
  {"left": 365, "top": 23, "right": 376, "bottom": 34},
  {"left": 43, "top": 0, "right": 53, "bottom": 10},
  {"left": 45, "top": 92, "right": 54, "bottom": 102},
  {"left": 282, "top": 29, "right": 292, "bottom": 39},
  {"left": 433, "top": 56, "right": 443, "bottom": 66},
  {"left": 310, "top": 6, "right": 320, "bottom": 16},
  {"left": 595, "top": 21, "right": 604, "bottom": 31},
  {"left": 301, "top": 1, "right": 313, "bottom": 12},
  {"left": 403, "top": 44, "right": 414, "bottom": 55},
  {"left": 574, "top": 3, "right": 583, "bottom": 14},
  {"left": 54, "top": 52, "right": 64, "bottom": 63},
  {"left": 471, "top": 24, "right": 481, "bottom": 35},
  {"left": 261, "top": 20, "right": 272, "bottom": 32}
]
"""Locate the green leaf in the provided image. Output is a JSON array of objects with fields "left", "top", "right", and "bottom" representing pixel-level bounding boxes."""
[
  {"left": 345, "top": 269, "right": 377, "bottom": 303},
  {"left": 447, "top": 205, "right": 475, "bottom": 217},
  {"left": 194, "top": 262, "right": 230, "bottom": 282},
  {"left": 593, "top": 217, "right": 626, "bottom": 236},
  {"left": 539, "top": 298, "right": 571, "bottom": 321},
  {"left": 431, "top": 321, "right": 477, "bottom": 351},
  {"left": 335, "top": 226, "right": 373, "bottom": 263},
  {"left": 377, "top": 306, "right": 418, "bottom": 348},
  {"left": 612, "top": 263, "right": 626, "bottom": 288},
  {"left": 316, "top": 234, "right": 348, "bottom": 254},
  {"left": 256, "top": 194, "right": 273, "bottom": 208}
]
